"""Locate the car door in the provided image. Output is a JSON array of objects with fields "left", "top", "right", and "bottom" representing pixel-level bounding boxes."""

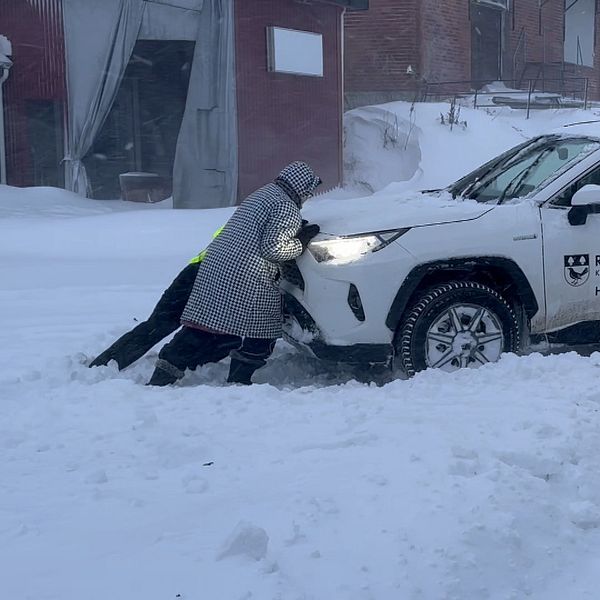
[{"left": 541, "top": 163, "right": 600, "bottom": 332}]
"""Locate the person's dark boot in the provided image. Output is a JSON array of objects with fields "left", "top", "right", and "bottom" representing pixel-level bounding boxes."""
[
  {"left": 146, "top": 359, "right": 183, "bottom": 386},
  {"left": 226, "top": 359, "right": 257, "bottom": 385},
  {"left": 227, "top": 352, "right": 265, "bottom": 386}
]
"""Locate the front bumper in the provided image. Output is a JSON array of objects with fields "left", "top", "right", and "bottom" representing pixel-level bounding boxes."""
[
  {"left": 280, "top": 238, "right": 414, "bottom": 351},
  {"left": 282, "top": 293, "right": 393, "bottom": 365}
]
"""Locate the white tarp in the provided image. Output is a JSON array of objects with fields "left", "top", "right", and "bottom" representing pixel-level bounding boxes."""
[
  {"left": 140, "top": 0, "right": 203, "bottom": 41},
  {"left": 63, "top": 0, "right": 236, "bottom": 207},
  {"left": 63, "top": 0, "right": 145, "bottom": 195},
  {"left": 172, "top": 0, "right": 237, "bottom": 208}
]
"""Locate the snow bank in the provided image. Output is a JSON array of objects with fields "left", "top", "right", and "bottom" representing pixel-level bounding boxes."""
[
  {"left": 4, "top": 346, "right": 600, "bottom": 599},
  {"left": 343, "top": 101, "right": 600, "bottom": 195},
  {"left": 343, "top": 105, "right": 422, "bottom": 192},
  {"left": 4, "top": 106, "right": 600, "bottom": 599},
  {"left": 0, "top": 184, "right": 173, "bottom": 219},
  {"left": 0, "top": 185, "right": 234, "bottom": 290}
]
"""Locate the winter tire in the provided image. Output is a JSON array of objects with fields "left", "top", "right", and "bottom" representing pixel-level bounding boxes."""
[{"left": 397, "top": 281, "right": 520, "bottom": 376}]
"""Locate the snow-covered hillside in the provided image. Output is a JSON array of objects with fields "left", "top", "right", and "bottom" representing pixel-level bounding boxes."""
[{"left": 3, "top": 104, "right": 600, "bottom": 600}]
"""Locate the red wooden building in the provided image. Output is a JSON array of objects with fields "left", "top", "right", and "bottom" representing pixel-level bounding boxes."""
[
  {"left": 1, "top": 0, "right": 66, "bottom": 189},
  {"left": 0, "top": 0, "right": 367, "bottom": 207}
]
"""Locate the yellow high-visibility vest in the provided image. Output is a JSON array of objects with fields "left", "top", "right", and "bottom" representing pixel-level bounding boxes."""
[{"left": 189, "top": 226, "right": 224, "bottom": 264}]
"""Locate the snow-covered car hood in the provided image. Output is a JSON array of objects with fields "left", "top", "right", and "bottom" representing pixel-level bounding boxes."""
[{"left": 302, "top": 190, "right": 493, "bottom": 236}]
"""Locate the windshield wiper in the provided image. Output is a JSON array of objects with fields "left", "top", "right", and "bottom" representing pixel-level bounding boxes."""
[
  {"left": 458, "top": 136, "right": 558, "bottom": 201},
  {"left": 496, "top": 146, "right": 554, "bottom": 205},
  {"left": 456, "top": 158, "right": 505, "bottom": 199}
]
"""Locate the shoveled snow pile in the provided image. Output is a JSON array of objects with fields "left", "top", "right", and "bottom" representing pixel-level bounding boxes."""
[
  {"left": 344, "top": 101, "right": 600, "bottom": 194},
  {"left": 3, "top": 104, "right": 600, "bottom": 599},
  {"left": 343, "top": 105, "right": 423, "bottom": 192}
]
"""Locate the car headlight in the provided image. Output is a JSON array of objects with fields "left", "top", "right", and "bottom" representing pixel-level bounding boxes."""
[{"left": 308, "top": 228, "right": 410, "bottom": 265}]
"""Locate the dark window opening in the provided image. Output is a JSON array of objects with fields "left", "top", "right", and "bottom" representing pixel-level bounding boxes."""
[
  {"left": 84, "top": 39, "right": 194, "bottom": 199},
  {"left": 553, "top": 164, "right": 600, "bottom": 207},
  {"left": 25, "top": 99, "right": 64, "bottom": 188}
]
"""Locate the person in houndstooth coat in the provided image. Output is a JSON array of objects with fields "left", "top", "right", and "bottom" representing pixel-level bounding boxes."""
[{"left": 147, "top": 161, "right": 322, "bottom": 386}]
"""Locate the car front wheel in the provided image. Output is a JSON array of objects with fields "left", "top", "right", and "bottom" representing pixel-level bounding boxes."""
[{"left": 397, "top": 281, "right": 520, "bottom": 376}]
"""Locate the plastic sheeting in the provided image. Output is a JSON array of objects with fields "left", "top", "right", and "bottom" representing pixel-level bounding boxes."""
[
  {"left": 63, "top": 0, "right": 145, "bottom": 196},
  {"left": 63, "top": 0, "right": 236, "bottom": 208},
  {"left": 172, "top": 0, "right": 237, "bottom": 208},
  {"left": 140, "top": 0, "right": 203, "bottom": 41}
]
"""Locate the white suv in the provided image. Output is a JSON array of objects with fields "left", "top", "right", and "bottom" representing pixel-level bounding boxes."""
[{"left": 281, "top": 131, "right": 600, "bottom": 375}]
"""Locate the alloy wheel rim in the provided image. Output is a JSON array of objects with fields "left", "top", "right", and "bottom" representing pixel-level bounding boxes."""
[{"left": 425, "top": 303, "right": 504, "bottom": 372}]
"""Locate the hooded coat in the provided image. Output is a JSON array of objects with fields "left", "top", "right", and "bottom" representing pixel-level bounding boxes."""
[{"left": 181, "top": 162, "right": 321, "bottom": 339}]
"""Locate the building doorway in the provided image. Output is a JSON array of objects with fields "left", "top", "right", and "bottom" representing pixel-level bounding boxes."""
[
  {"left": 83, "top": 39, "right": 194, "bottom": 199},
  {"left": 471, "top": 2, "right": 504, "bottom": 84}
]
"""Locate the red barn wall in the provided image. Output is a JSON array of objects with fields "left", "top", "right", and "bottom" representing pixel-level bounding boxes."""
[
  {"left": 234, "top": 0, "right": 343, "bottom": 199},
  {"left": 1, "top": 0, "right": 66, "bottom": 186}
]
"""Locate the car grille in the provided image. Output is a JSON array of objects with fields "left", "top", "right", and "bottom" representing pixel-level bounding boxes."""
[{"left": 281, "top": 261, "right": 305, "bottom": 291}]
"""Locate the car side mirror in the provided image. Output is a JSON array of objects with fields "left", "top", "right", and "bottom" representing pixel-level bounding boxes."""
[
  {"left": 568, "top": 185, "right": 600, "bottom": 226},
  {"left": 568, "top": 205, "right": 590, "bottom": 226},
  {"left": 571, "top": 184, "right": 600, "bottom": 207}
]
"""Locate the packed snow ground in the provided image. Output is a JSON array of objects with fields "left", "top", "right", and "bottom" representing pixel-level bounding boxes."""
[{"left": 3, "top": 104, "right": 600, "bottom": 599}]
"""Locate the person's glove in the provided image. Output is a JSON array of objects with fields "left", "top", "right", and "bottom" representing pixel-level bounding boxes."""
[{"left": 296, "top": 223, "right": 320, "bottom": 250}]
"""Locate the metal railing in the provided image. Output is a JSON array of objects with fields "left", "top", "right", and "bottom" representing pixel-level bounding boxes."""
[
  {"left": 512, "top": 27, "right": 527, "bottom": 85},
  {"left": 417, "top": 77, "right": 589, "bottom": 119}
]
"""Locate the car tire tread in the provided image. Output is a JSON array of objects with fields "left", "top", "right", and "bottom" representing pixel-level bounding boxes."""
[{"left": 397, "top": 280, "right": 520, "bottom": 377}]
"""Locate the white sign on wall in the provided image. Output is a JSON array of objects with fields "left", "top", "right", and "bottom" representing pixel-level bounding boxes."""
[{"left": 267, "top": 27, "right": 324, "bottom": 77}]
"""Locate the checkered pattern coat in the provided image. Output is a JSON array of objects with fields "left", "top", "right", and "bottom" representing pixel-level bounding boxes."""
[{"left": 181, "top": 162, "right": 321, "bottom": 339}]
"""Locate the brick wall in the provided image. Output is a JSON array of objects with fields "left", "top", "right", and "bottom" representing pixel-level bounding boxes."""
[
  {"left": 420, "top": 0, "right": 470, "bottom": 83},
  {"left": 344, "top": 0, "right": 470, "bottom": 105},
  {"left": 559, "top": 3, "right": 600, "bottom": 100},
  {"left": 235, "top": 0, "right": 343, "bottom": 199},
  {"left": 505, "top": 0, "right": 564, "bottom": 79},
  {"left": 344, "top": 0, "right": 600, "bottom": 102},
  {"left": 505, "top": 1, "right": 600, "bottom": 100},
  {"left": 344, "top": 0, "right": 418, "bottom": 93}
]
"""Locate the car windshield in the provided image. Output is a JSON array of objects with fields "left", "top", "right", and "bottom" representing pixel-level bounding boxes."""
[{"left": 450, "top": 135, "right": 600, "bottom": 204}]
